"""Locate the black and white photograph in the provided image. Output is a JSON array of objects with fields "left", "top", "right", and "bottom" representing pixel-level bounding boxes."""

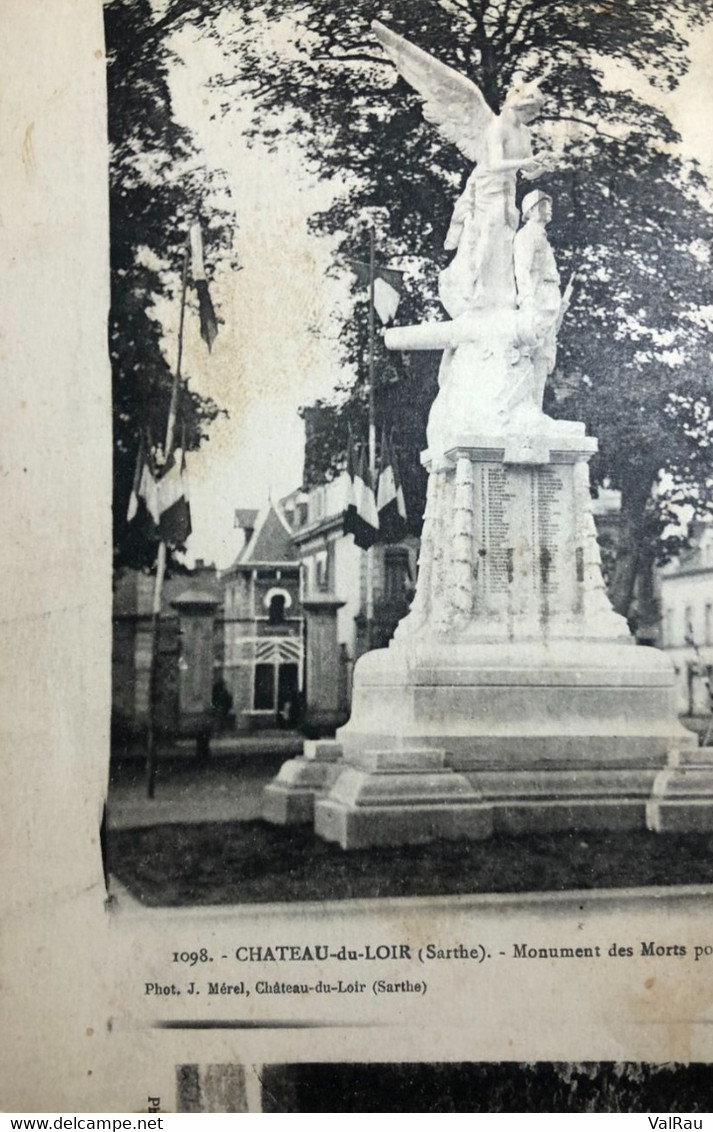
[
  {"left": 4, "top": 0, "right": 713, "bottom": 1114},
  {"left": 104, "top": 0, "right": 713, "bottom": 906},
  {"left": 174, "top": 1062, "right": 713, "bottom": 1113}
]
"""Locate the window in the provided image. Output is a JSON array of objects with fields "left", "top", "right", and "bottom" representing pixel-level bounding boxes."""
[
  {"left": 312, "top": 489, "right": 325, "bottom": 522},
  {"left": 268, "top": 594, "right": 286, "bottom": 624},
  {"left": 315, "top": 549, "right": 329, "bottom": 591},
  {"left": 253, "top": 661, "right": 300, "bottom": 719},
  {"left": 684, "top": 605, "right": 693, "bottom": 646},
  {"left": 253, "top": 664, "right": 275, "bottom": 710},
  {"left": 384, "top": 547, "right": 412, "bottom": 603},
  {"left": 263, "top": 586, "right": 292, "bottom": 622}
]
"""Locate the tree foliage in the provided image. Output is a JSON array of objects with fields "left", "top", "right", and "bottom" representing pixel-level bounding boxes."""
[
  {"left": 106, "top": 0, "right": 235, "bottom": 570},
  {"left": 215, "top": 0, "right": 713, "bottom": 617},
  {"left": 109, "top": 0, "right": 713, "bottom": 619}
]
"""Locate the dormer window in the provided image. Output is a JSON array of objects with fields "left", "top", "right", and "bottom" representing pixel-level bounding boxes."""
[
  {"left": 268, "top": 594, "right": 286, "bottom": 624},
  {"left": 263, "top": 586, "right": 292, "bottom": 624}
]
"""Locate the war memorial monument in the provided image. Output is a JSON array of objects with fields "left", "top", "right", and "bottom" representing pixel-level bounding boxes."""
[{"left": 264, "top": 21, "right": 713, "bottom": 846}]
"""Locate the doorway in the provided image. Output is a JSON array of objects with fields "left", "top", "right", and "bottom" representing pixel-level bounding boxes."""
[
  {"left": 277, "top": 663, "right": 299, "bottom": 727},
  {"left": 252, "top": 660, "right": 300, "bottom": 726}
]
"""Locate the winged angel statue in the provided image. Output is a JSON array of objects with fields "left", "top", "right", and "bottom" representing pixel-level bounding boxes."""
[
  {"left": 373, "top": 22, "right": 577, "bottom": 445},
  {"left": 373, "top": 20, "right": 552, "bottom": 317}
]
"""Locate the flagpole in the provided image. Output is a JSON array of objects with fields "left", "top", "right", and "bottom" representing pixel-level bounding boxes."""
[
  {"left": 146, "top": 238, "right": 190, "bottom": 799},
  {"left": 366, "top": 226, "right": 376, "bottom": 648}
]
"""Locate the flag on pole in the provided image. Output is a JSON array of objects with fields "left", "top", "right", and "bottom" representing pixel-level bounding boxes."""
[
  {"left": 139, "top": 457, "right": 161, "bottom": 526},
  {"left": 342, "top": 428, "right": 359, "bottom": 539},
  {"left": 127, "top": 437, "right": 160, "bottom": 526},
  {"left": 156, "top": 446, "right": 192, "bottom": 545},
  {"left": 348, "top": 260, "right": 405, "bottom": 325},
  {"left": 126, "top": 439, "right": 191, "bottom": 545},
  {"left": 126, "top": 435, "right": 145, "bottom": 523},
  {"left": 377, "top": 429, "right": 408, "bottom": 542},
  {"left": 190, "top": 221, "right": 218, "bottom": 351},
  {"left": 352, "top": 445, "right": 379, "bottom": 550}
]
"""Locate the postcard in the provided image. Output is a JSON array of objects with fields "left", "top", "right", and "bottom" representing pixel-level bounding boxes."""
[{"left": 2, "top": 0, "right": 713, "bottom": 1114}]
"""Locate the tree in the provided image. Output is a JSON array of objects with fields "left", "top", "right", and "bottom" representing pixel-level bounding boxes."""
[
  {"left": 106, "top": 0, "right": 235, "bottom": 570},
  {"left": 214, "top": 0, "right": 713, "bottom": 620},
  {"left": 108, "top": 0, "right": 713, "bottom": 620}
]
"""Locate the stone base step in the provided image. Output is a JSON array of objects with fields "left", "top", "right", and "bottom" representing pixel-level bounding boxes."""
[
  {"left": 263, "top": 740, "right": 713, "bottom": 842},
  {"left": 314, "top": 798, "right": 493, "bottom": 849},
  {"left": 313, "top": 747, "right": 491, "bottom": 848},
  {"left": 647, "top": 749, "right": 713, "bottom": 833},
  {"left": 262, "top": 740, "right": 344, "bottom": 825}
]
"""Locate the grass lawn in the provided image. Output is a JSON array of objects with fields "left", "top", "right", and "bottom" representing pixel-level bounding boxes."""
[{"left": 108, "top": 820, "right": 713, "bottom": 906}]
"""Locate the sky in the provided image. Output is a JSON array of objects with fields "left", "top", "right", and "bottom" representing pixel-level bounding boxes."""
[
  {"left": 147, "top": 9, "right": 713, "bottom": 569},
  {"left": 150, "top": 12, "right": 355, "bottom": 568}
]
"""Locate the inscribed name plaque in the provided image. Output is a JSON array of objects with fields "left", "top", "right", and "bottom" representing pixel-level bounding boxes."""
[
  {"left": 473, "top": 458, "right": 578, "bottom": 633},
  {"left": 535, "top": 465, "right": 578, "bottom": 618},
  {"left": 483, "top": 465, "right": 517, "bottom": 597}
]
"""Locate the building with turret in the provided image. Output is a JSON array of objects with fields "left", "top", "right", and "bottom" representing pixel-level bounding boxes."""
[{"left": 221, "top": 502, "right": 303, "bottom": 730}]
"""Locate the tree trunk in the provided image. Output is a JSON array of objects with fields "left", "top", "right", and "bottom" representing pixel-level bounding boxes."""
[
  {"left": 478, "top": 38, "right": 502, "bottom": 111},
  {"left": 607, "top": 469, "right": 657, "bottom": 620}
]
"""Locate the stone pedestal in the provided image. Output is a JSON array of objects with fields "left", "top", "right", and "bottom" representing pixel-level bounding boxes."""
[
  {"left": 262, "top": 740, "right": 343, "bottom": 825},
  {"left": 311, "top": 433, "right": 695, "bottom": 848},
  {"left": 331, "top": 637, "right": 688, "bottom": 835}
]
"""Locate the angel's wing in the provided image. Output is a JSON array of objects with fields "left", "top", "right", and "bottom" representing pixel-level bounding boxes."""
[{"left": 372, "top": 20, "right": 494, "bottom": 163}]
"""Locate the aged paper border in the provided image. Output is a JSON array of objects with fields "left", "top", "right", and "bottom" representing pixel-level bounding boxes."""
[{"left": 2, "top": 0, "right": 713, "bottom": 1113}]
